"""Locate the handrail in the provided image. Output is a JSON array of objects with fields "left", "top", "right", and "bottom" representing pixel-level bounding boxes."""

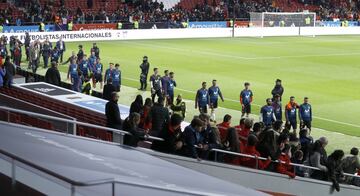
[
  {"left": 210, "top": 148, "right": 360, "bottom": 178},
  {"left": 0, "top": 149, "right": 218, "bottom": 196},
  {"left": 0, "top": 106, "right": 163, "bottom": 142}
]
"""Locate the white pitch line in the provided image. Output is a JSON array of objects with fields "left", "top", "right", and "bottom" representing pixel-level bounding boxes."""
[{"left": 123, "top": 76, "right": 360, "bottom": 128}]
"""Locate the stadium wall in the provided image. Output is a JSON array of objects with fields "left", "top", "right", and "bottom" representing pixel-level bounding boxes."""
[{"left": 2, "top": 27, "right": 360, "bottom": 42}]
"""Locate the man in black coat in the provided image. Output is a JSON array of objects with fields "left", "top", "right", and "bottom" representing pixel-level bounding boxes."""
[
  {"left": 3, "top": 56, "right": 15, "bottom": 88},
  {"left": 45, "top": 61, "right": 61, "bottom": 86},
  {"left": 147, "top": 97, "right": 169, "bottom": 137},
  {"left": 271, "top": 79, "right": 284, "bottom": 101},
  {"left": 105, "top": 92, "right": 122, "bottom": 129},
  {"left": 103, "top": 78, "right": 116, "bottom": 101}
]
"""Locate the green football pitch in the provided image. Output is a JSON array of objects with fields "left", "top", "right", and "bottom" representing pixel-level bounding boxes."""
[{"left": 29, "top": 35, "right": 360, "bottom": 151}]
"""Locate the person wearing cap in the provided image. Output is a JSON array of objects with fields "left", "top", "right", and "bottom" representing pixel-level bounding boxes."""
[
  {"left": 208, "top": 79, "right": 224, "bottom": 121},
  {"left": 90, "top": 42, "right": 100, "bottom": 59},
  {"left": 112, "top": 63, "right": 121, "bottom": 92},
  {"left": 272, "top": 94, "right": 282, "bottom": 121},
  {"left": 285, "top": 96, "right": 300, "bottom": 134},
  {"left": 77, "top": 45, "right": 84, "bottom": 63},
  {"left": 271, "top": 79, "right": 284, "bottom": 101},
  {"left": 240, "top": 82, "right": 253, "bottom": 117},
  {"left": 260, "top": 98, "right": 276, "bottom": 127},
  {"left": 139, "top": 56, "right": 150, "bottom": 90},
  {"left": 299, "top": 97, "right": 312, "bottom": 132}
]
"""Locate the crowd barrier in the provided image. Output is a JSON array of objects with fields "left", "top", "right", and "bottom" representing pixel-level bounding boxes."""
[{"left": 2, "top": 27, "right": 360, "bottom": 42}]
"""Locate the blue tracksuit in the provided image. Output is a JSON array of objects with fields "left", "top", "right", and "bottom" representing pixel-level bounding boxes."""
[
  {"left": 299, "top": 103, "right": 312, "bottom": 122},
  {"left": 261, "top": 105, "right": 275, "bottom": 126},
  {"left": 197, "top": 88, "right": 209, "bottom": 107}
]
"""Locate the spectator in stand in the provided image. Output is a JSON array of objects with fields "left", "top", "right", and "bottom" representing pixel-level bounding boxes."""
[
  {"left": 240, "top": 82, "right": 253, "bottom": 118},
  {"left": 260, "top": 98, "right": 276, "bottom": 128},
  {"left": 139, "top": 56, "right": 150, "bottom": 91},
  {"left": 195, "top": 81, "right": 210, "bottom": 114},
  {"left": 130, "top": 95, "right": 143, "bottom": 114},
  {"left": 122, "top": 112, "right": 147, "bottom": 147},
  {"left": 139, "top": 97, "right": 152, "bottom": 131},
  {"left": 342, "top": 147, "right": 360, "bottom": 186},
  {"left": 291, "top": 150, "right": 305, "bottom": 177},
  {"left": 285, "top": 96, "right": 300, "bottom": 134},
  {"left": 276, "top": 144, "right": 296, "bottom": 178},
  {"left": 111, "top": 63, "right": 121, "bottom": 92},
  {"left": 299, "top": 128, "right": 313, "bottom": 161},
  {"left": 0, "top": 62, "right": 5, "bottom": 88},
  {"left": 67, "top": 59, "right": 80, "bottom": 92},
  {"left": 105, "top": 92, "right": 122, "bottom": 130},
  {"left": 299, "top": 97, "right": 312, "bottom": 132},
  {"left": 326, "top": 150, "right": 345, "bottom": 192},
  {"left": 234, "top": 118, "right": 246, "bottom": 137},
  {"left": 3, "top": 56, "right": 15, "bottom": 88},
  {"left": 207, "top": 126, "right": 224, "bottom": 162},
  {"left": 272, "top": 120, "right": 283, "bottom": 136},
  {"left": 238, "top": 118, "right": 253, "bottom": 150},
  {"left": 45, "top": 61, "right": 61, "bottom": 86},
  {"left": 150, "top": 68, "right": 162, "bottom": 102},
  {"left": 56, "top": 38, "right": 66, "bottom": 63},
  {"left": 182, "top": 117, "right": 206, "bottom": 160},
  {"left": 147, "top": 97, "right": 169, "bottom": 137},
  {"left": 87, "top": 0, "right": 94, "bottom": 9},
  {"left": 151, "top": 114, "right": 184, "bottom": 154},
  {"left": 217, "top": 114, "right": 232, "bottom": 143},
  {"left": 271, "top": 79, "right": 284, "bottom": 101},
  {"left": 256, "top": 128, "right": 280, "bottom": 160},
  {"left": 308, "top": 138, "right": 328, "bottom": 180},
  {"left": 242, "top": 134, "right": 272, "bottom": 169},
  {"left": 252, "top": 122, "right": 264, "bottom": 137},
  {"left": 208, "top": 79, "right": 224, "bottom": 121},
  {"left": 223, "top": 127, "right": 241, "bottom": 165},
  {"left": 103, "top": 78, "right": 115, "bottom": 101},
  {"left": 272, "top": 94, "right": 282, "bottom": 121}
]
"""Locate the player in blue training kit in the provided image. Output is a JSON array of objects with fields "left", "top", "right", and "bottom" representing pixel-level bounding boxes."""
[
  {"left": 93, "top": 58, "right": 103, "bottom": 89},
  {"left": 299, "top": 97, "right": 312, "bottom": 132},
  {"left": 195, "top": 82, "right": 210, "bottom": 114},
  {"left": 112, "top": 63, "right": 121, "bottom": 92},
  {"left": 240, "top": 82, "right": 253, "bottom": 117},
  {"left": 272, "top": 94, "right": 282, "bottom": 121},
  {"left": 260, "top": 98, "right": 276, "bottom": 127},
  {"left": 208, "top": 79, "right": 224, "bottom": 120},
  {"left": 104, "top": 63, "right": 114, "bottom": 83},
  {"left": 79, "top": 54, "right": 90, "bottom": 78},
  {"left": 285, "top": 96, "right": 300, "bottom": 134},
  {"left": 166, "top": 72, "right": 176, "bottom": 105},
  {"left": 150, "top": 68, "right": 163, "bottom": 102},
  {"left": 67, "top": 59, "right": 80, "bottom": 92}
]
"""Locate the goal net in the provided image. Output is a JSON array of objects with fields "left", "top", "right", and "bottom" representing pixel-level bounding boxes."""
[{"left": 249, "top": 12, "right": 316, "bottom": 28}]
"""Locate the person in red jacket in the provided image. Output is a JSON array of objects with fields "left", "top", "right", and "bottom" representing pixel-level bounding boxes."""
[
  {"left": 234, "top": 118, "right": 245, "bottom": 138},
  {"left": 241, "top": 134, "right": 271, "bottom": 169},
  {"left": 276, "top": 144, "right": 296, "bottom": 178},
  {"left": 237, "top": 118, "right": 253, "bottom": 150},
  {"left": 217, "top": 114, "right": 232, "bottom": 143}
]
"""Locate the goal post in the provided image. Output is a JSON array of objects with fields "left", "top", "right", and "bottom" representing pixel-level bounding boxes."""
[{"left": 249, "top": 12, "right": 316, "bottom": 36}]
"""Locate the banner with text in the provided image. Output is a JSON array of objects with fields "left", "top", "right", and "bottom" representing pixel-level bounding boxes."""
[
  {"left": 188, "top": 21, "right": 227, "bottom": 28},
  {"left": 3, "top": 25, "right": 55, "bottom": 33}
]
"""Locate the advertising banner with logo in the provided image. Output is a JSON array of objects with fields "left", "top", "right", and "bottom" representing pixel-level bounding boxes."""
[
  {"left": 316, "top": 21, "right": 358, "bottom": 27},
  {"left": 3, "top": 25, "right": 55, "bottom": 33},
  {"left": 188, "top": 21, "right": 227, "bottom": 28}
]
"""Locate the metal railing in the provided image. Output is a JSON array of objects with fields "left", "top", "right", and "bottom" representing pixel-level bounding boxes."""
[
  {"left": 0, "top": 147, "right": 217, "bottom": 196},
  {"left": 0, "top": 106, "right": 164, "bottom": 143},
  {"left": 211, "top": 148, "right": 360, "bottom": 179}
]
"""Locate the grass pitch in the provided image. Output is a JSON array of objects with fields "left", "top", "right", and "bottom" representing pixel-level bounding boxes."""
[{"left": 55, "top": 36, "right": 360, "bottom": 139}]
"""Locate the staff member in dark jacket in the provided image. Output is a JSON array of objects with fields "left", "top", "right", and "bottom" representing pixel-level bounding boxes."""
[
  {"left": 271, "top": 79, "right": 284, "bottom": 101},
  {"left": 45, "top": 61, "right": 61, "bottom": 86},
  {"left": 3, "top": 56, "right": 15, "bottom": 88},
  {"left": 123, "top": 112, "right": 147, "bottom": 147},
  {"left": 105, "top": 92, "right": 122, "bottom": 129},
  {"left": 147, "top": 97, "right": 169, "bottom": 137},
  {"left": 103, "top": 78, "right": 116, "bottom": 101},
  {"left": 151, "top": 114, "right": 183, "bottom": 154}
]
